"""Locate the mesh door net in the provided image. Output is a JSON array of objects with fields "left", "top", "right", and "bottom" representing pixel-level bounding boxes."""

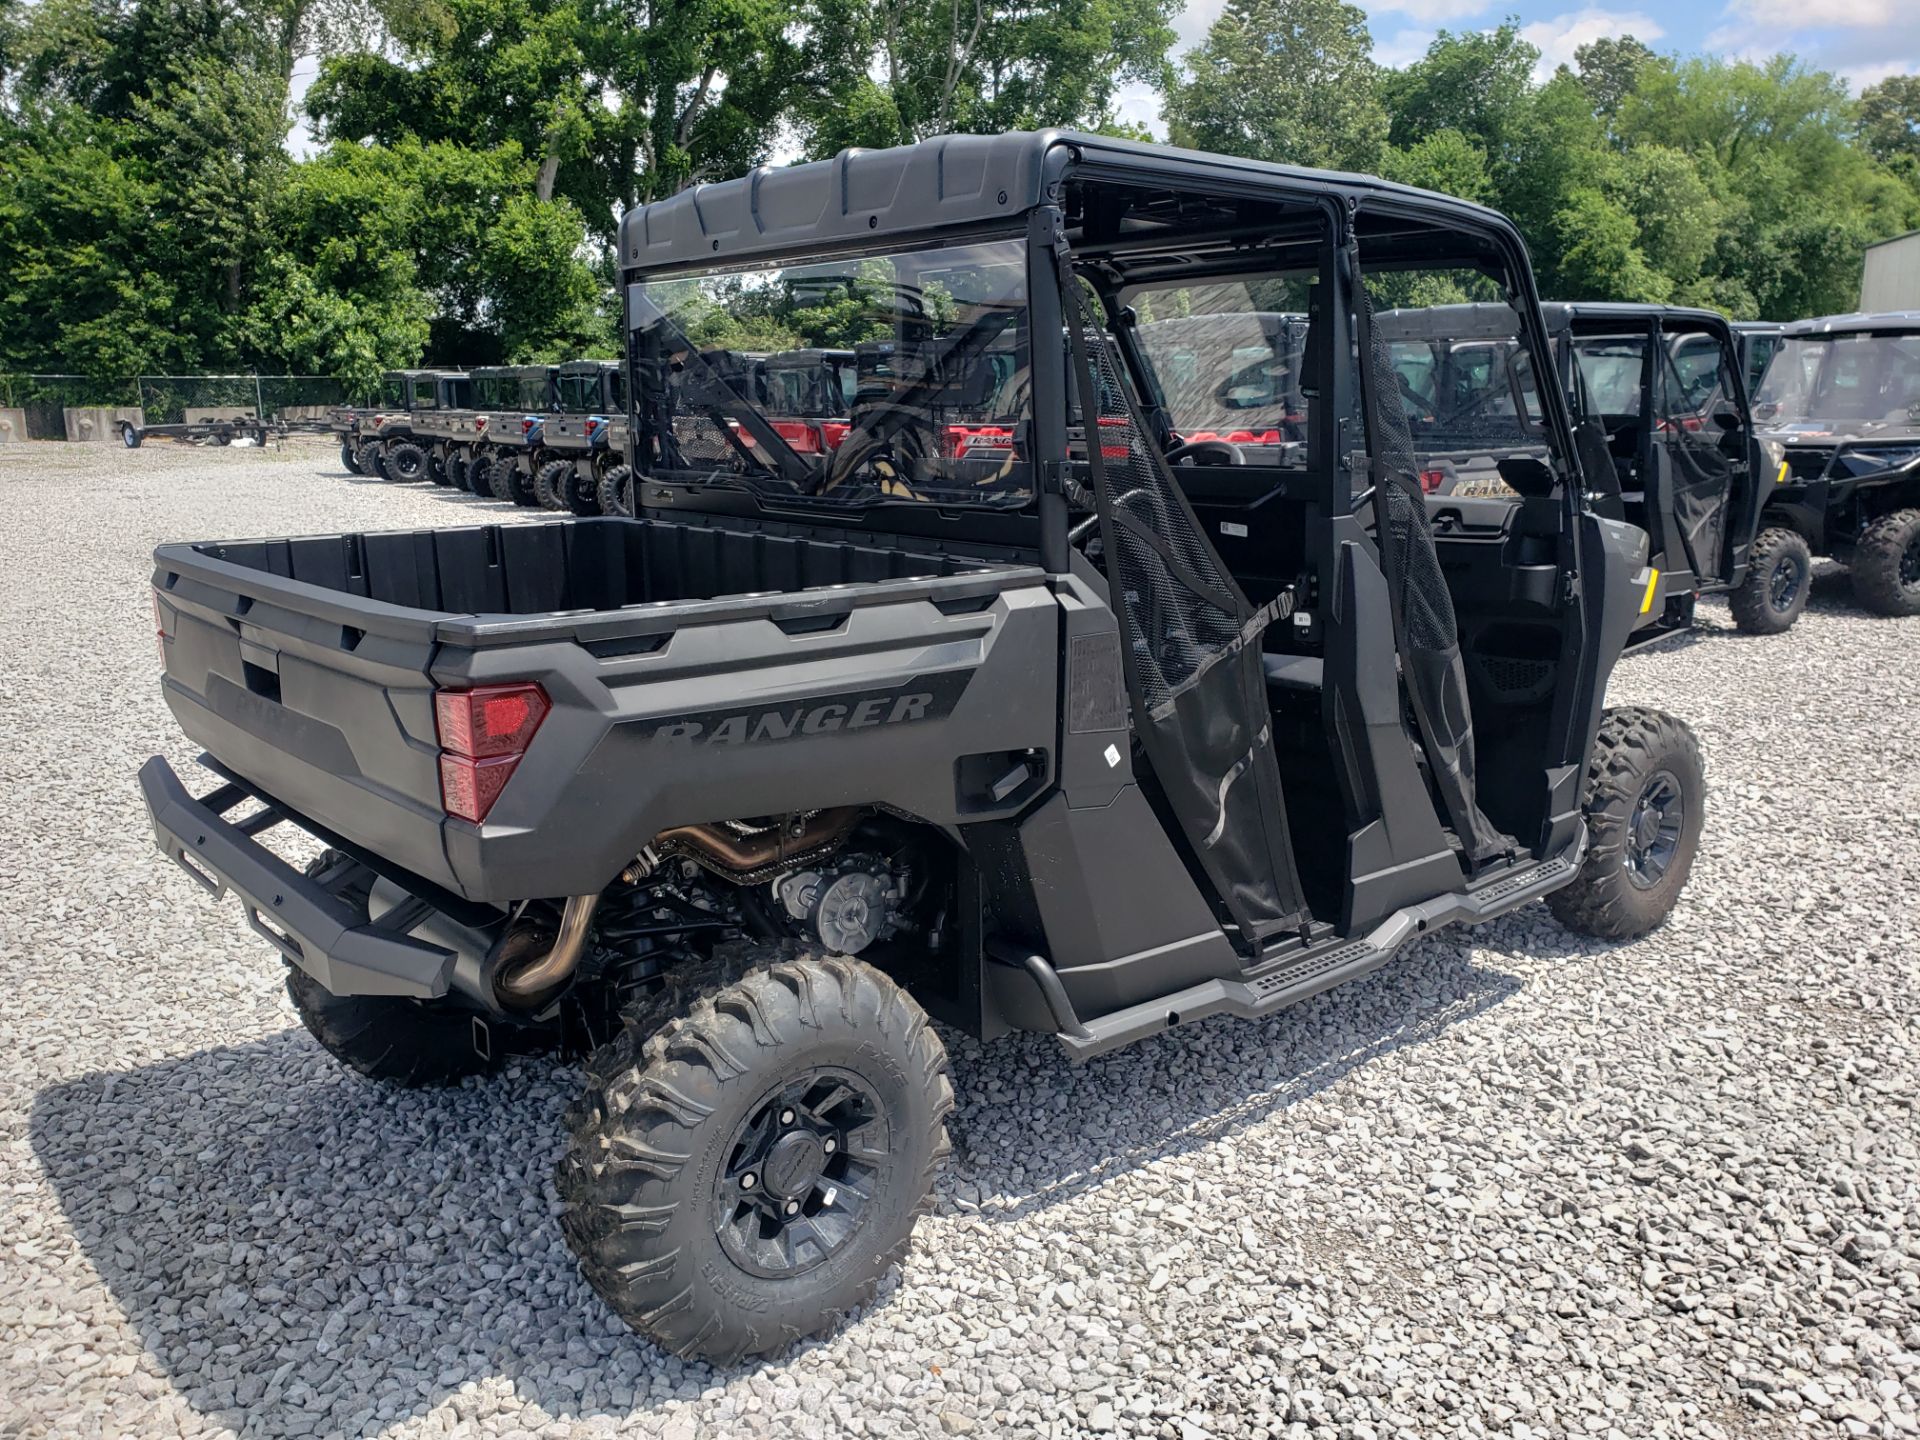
[
  {"left": 1352, "top": 267, "right": 1515, "bottom": 867},
  {"left": 1060, "top": 272, "right": 1309, "bottom": 946}
]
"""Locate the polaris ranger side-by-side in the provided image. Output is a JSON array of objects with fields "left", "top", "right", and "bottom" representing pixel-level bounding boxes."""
[
  {"left": 1375, "top": 302, "right": 1796, "bottom": 637},
  {"left": 141, "top": 132, "right": 1705, "bottom": 1362},
  {"left": 533, "top": 360, "right": 628, "bottom": 514},
  {"left": 1752, "top": 312, "right": 1920, "bottom": 616},
  {"left": 336, "top": 370, "right": 469, "bottom": 481}
]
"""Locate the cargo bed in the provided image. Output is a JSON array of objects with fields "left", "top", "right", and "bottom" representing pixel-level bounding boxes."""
[{"left": 150, "top": 517, "right": 1052, "bottom": 904}]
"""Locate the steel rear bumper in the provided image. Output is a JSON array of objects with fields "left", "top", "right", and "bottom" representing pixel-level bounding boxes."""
[{"left": 138, "top": 755, "right": 455, "bottom": 999}]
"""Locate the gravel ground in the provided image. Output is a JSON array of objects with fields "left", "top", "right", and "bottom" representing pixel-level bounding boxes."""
[{"left": 0, "top": 437, "right": 1916, "bottom": 1440}]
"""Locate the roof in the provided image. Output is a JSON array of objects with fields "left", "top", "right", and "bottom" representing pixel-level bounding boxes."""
[
  {"left": 618, "top": 130, "right": 1516, "bottom": 274},
  {"left": 1781, "top": 311, "right": 1920, "bottom": 336},
  {"left": 1863, "top": 229, "right": 1920, "bottom": 252},
  {"left": 1541, "top": 301, "right": 1727, "bottom": 329}
]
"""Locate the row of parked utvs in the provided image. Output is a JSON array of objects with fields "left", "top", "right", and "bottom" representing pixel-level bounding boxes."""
[{"left": 145, "top": 133, "right": 1920, "bottom": 1363}]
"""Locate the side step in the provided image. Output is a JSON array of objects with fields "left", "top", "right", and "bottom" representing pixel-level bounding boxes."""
[{"left": 1056, "top": 848, "right": 1578, "bottom": 1061}]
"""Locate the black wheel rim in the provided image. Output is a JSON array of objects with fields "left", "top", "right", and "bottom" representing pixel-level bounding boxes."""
[
  {"left": 1625, "top": 769, "right": 1685, "bottom": 890},
  {"left": 713, "top": 1069, "right": 887, "bottom": 1278},
  {"left": 1901, "top": 533, "right": 1920, "bottom": 591},
  {"left": 1769, "top": 553, "right": 1803, "bottom": 612}
]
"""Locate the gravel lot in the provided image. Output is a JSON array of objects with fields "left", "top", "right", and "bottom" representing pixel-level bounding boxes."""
[{"left": 1, "top": 437, "right": 1916, "bottom": 1440}]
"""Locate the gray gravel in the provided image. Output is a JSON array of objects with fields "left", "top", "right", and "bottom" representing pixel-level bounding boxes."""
[{"left": 1, "top": 437, "right": 1916, "bottom": 1440}]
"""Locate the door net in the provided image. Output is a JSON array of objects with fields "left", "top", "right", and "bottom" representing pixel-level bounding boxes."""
[
  {"left": 1353, "top": 266, "right": 1516, "bottom": 867},
  {"left": 1059, "top": 272, "right": 1309, "bottom": 946}
]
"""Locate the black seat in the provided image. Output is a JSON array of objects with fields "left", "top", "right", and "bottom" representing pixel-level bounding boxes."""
[{"left": 1262, "top": 653, "right": 1323, "bottom": 696}]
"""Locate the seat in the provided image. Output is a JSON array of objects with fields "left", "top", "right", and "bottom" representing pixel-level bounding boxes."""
[{"left": 1262, "top": 653, "right": 1324, "bottom": 696}]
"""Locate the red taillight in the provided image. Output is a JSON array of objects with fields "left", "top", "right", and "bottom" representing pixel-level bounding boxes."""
[
  {"left": 475, "top": 416, "right": 489, "bottom": 432},
  {"left": 521, "top": 415, "right": 537, "bottom": 435},
  {"left": 820, "top": 422, "right": 850, "bottom": 450},
  {"left": 770, "top": 420, "right": 823, "bottom": 454},
  {"left": 1419, "top": 468, "right": 1446, "bottom": 493},
  {"left": 585, "top": 416, "right": 604, "bottom": 437},
  {"left": 434, "top": 683, "right": 549, "bottom": 822}
]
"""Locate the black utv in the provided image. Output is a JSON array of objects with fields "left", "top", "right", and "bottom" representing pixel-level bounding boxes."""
[
  {"left": 140, "top": 132, "right": 1705, "bottom": 1363},
  {"left": 1731, "top": 321, "right": 1785, "bottom": 398},
  {"left": 1752, "top": 311, "right": 1920, "bottom": 616},
  {"left": 533, "top": 360, "right": 628, "bottom": 514},
  {"left": 1375, "top": 302, "right": 1796, "bottom": 637},
  {"left": 339, "top": 370, "right": 469, "bottom": 481},
  {"left": 415, "top": 365, "right": 558, "bottom": 504}
]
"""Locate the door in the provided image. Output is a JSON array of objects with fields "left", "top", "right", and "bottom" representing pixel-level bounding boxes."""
[{"left": 1654, "top": 328, "right": 1745, "bottom": 587}]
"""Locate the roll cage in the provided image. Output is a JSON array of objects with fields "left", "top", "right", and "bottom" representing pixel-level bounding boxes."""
[{"left": 619, "top": 132, "right": 1636, "bottom": 942}]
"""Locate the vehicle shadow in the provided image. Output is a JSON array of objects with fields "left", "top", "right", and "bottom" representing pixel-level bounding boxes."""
[{"left": 30, "top": 932, "right": 1518, "bottom": 1432}]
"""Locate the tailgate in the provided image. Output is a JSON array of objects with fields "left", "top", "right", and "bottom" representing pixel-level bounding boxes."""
[{"left": 151, "top": 538, "right": 460, "bottom": 891}]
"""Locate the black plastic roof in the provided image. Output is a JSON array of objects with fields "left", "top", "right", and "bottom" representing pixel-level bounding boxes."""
[
  {"left": 1781, "top": 311, "right": 1920, "bottom": 336},
  {"left": 618, "top": 130, "right": 1517, "bottom": 274}
]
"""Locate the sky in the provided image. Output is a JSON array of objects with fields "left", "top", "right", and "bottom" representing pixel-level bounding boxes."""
[{"left": 1108, "top": 0, "right": 1920, "bottom": 137}]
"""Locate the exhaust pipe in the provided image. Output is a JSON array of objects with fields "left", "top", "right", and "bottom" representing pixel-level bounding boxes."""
[{"left": 491, "top": 894, "right": 601, "bottom": 1008}]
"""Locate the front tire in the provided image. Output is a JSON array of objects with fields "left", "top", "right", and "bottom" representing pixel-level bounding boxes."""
[
  {"left": 358, "top": 441, "right": 388, "bottom": 480},
  {"left": 1851, "top": 508, "right": 1920, "bottom": 617},
  {"left": 1729, "top": 526, "right": 1812, "bottom": 634},
  {"left": 556, "top": 944, "right": 953, "bottom": 1362},
  {"left": 426, "top": 447, "right": 450, "bottom": 486},
  {"left": 340, "top": 440, "right": 363, "bottom": 474},
  {"left": 284, "top": 853, "right": 507, "bottom": 1087},
  {"left": 446, "top": 447, "right": 470, "bottom": 491},
  {"left": 567, "top": 464, "right": 603, "bottom": 516},
  {"left": 1548, "top": 707, "right": 1705, "bottom": 941}
]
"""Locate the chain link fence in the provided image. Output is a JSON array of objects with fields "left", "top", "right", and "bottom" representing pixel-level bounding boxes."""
[{"left": 0, "top": 374, "right": 363, "bottom": 439}]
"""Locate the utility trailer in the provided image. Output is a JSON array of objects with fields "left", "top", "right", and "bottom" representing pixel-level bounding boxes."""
[
  {"left": 120, "top": 413, "right": 286, "bottom": 449},
  {"left": 141, "top": 131, "right": 1706, "bottom": 1362}
]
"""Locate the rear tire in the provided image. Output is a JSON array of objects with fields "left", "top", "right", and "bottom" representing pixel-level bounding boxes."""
[
  {"left": 555, "top": 943, "right": 952, "bottom": 1362},
  {"left": 426, "top": 447, "right": 450, "bottom": 486},
  {"left": 340, "top": 441, "right": 363, "bottom": 474},
  {"left": 358, "top": 441, "right": 388, "bottom": 480},
  {"left": 283, "top": 853, "right": 506, "bottom": 1087},
  {"left": 1728, "top": 527, "right": 1811, "bottom": 634},
  {"left": 487, "top": 454, "right": 517, "bottom": 502},
  {"left": 597, "top": 464, "right": 634, "bottom": 517},
  {"left": 446, "top": 447, "right": 470, "bottom": 491},
  {"left": 1851, "top": 508, "right": 1920, "bottom": 617},
  {"left": 1547, "top": 706, "right": 1705, "bottom": 941},
  {"left": 536, "top": 460, "right": 575, "bottom": 511},
  {"left": 385, "top": 440, "right": 428, "bottom": 483},
  {"left": 567, "top": 465, "right": 603, "bottom": 516}
]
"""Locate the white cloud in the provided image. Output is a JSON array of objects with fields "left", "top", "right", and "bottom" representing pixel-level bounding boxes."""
[
  {"left": 1370, "top": 0, "right": 1492, "bottom": 21},
  {"left": 1841, "top": 58, "right": 1920, "bottom": 92},
  {"left": 1517, "top": 9, "right": 1666, "bottom": 81},
  {"left": 1374, "top": 25, "right": 1442, "bottom": 69},
  {"left": 1719, "top": 0, "right": 1894, "bottom": 27}
]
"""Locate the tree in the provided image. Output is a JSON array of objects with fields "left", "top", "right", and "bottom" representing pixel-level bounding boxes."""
[
  {"left": 1382, "top": 22, "right": 1538, "bottom": 157},
  {"left": 1573, "top": 34, "right": 1657, "bottom": 125},
  {"left": 1379, "top": 128, "right": 1493, "bottom": 204},
  {"left": 1163, "top": 0, "right": 1385, "bottom": 172},
  {"left": 1858, "top": 75, "right": 1920, "bottom": 171},
  {"left": 793, "top": 0, "right": 1177, "bottom": 155}
]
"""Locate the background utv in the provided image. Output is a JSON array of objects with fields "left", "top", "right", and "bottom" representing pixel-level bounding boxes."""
[{"left": 141, "top": 131, "right": 1706, "bottom": 1363}]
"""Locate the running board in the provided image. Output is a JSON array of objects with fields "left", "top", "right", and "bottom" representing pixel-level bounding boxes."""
[{"left": 1056, "top": 848, "right": 1578, "bottom": 1061}]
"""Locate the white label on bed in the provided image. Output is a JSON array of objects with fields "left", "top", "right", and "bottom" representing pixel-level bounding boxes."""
[{"left": 1219, "top": 521, "right": 1248, "bottom": 538}]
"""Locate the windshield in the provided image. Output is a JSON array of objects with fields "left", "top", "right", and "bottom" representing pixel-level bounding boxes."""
[
  {"left": 629, "top": 238, "right": 1031, "bottom": 508},
  {"left": 1386, "top": 337, "right": 1543, "bottom": 452},
  {"left": 473, "top": 372, "right": 552, "bottom": 411},
  {"left": 1131, "top": 302, "right": 1309, "bottom": 448},
  {"left": 379, "top": 377, "right": 406, "bottom": 409},
  {"left": 1756, "top": 332, "right": 1920, "bottom": 437}
]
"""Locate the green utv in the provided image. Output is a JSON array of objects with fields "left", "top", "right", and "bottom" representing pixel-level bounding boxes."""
[
  {"left": 336, "top": 370, "right": 469, "bottom": 481},
  {"left": 141, "top": 133, "right": 1705, "bottom": 1362},
  {"left": 1752, "top": 312, "right": 1920, "bottom": 617}
]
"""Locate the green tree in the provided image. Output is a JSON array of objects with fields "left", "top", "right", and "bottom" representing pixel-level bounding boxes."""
[
  {"left": 1163, "top": 0, "right": 1386, "bottom": 171},
  {"left": 1382, "top": 22, "right": 1538, "bottom": 156},
  {"left": 1858, "top": 75, "right": 1920, "bottom": 171},
  {"left": 1573, "top": 34, "right": 1658, "bottom": 126},
  {"left": 794, "top": 0, "right": 1177, "bottom": 154},
  {"left": 1379, "top": 128, "right": 1493, "bottom": 204}
]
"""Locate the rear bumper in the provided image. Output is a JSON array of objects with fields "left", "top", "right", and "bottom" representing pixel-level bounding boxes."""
[{"left": 138, "top": 755, "right": 457, "bottom": 999}]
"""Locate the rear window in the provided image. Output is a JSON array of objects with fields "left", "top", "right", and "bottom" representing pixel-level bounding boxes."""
[
  {"left": 629, "top": 238, "right": 1032, "bottom": 509},
  {"left": 1128, "top": 281, "right": 1312, "bottom": 459}
]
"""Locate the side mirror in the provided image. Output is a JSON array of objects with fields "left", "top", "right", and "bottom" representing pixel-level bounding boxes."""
[{"left": 1711, "top": 408, "right": 1743, "bottom": 432}]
